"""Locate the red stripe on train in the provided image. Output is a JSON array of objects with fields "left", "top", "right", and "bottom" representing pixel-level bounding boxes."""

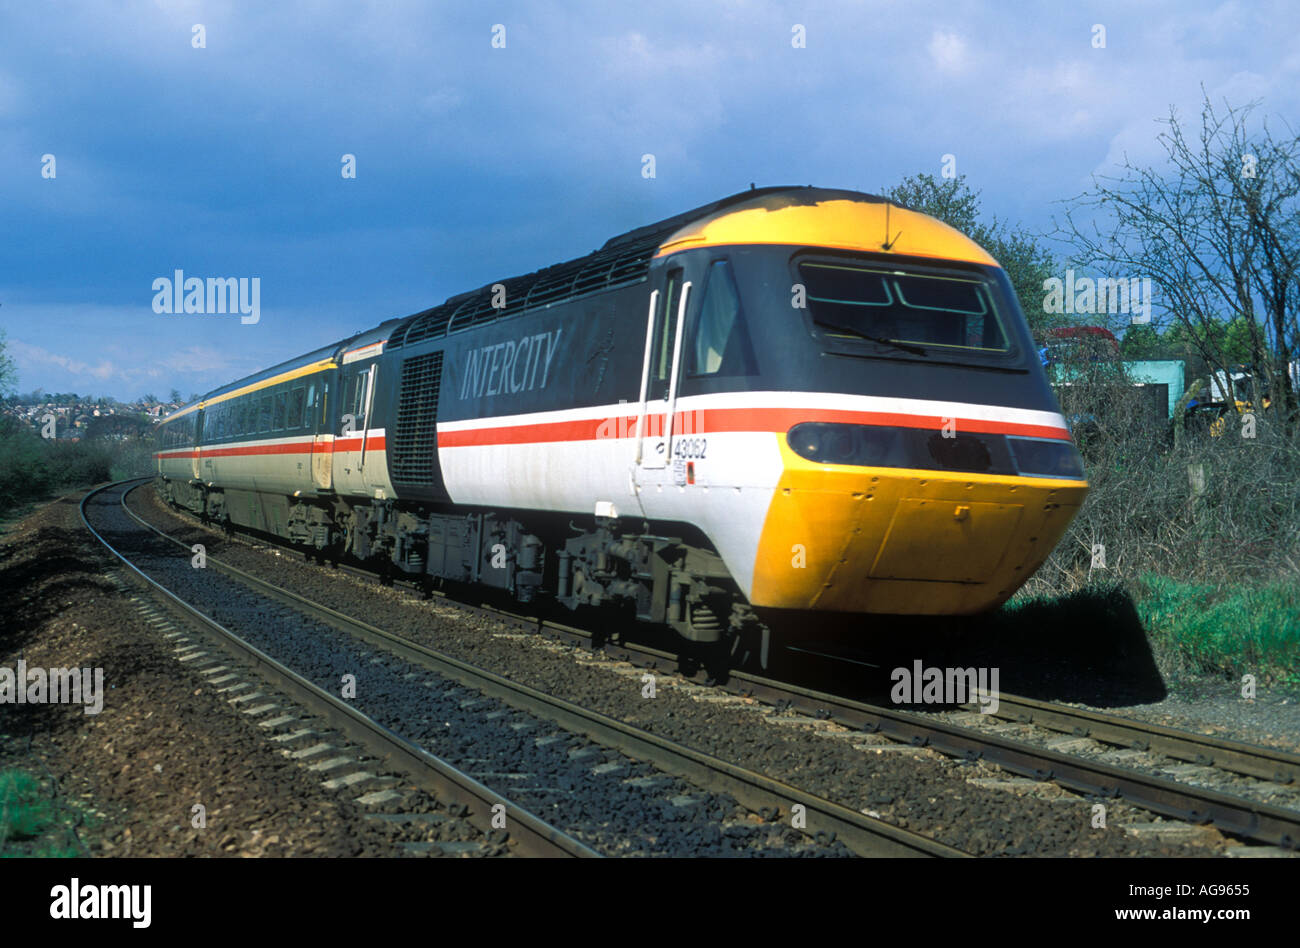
[
  {"left": 435, "top": 407, "right": 1071, "bottom": 448},
  {"left": 153, "top": 435, "right": 384, "bottom": 461}
]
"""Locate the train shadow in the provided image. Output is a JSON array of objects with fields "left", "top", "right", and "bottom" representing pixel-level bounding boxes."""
[{"left": 765, "top": 585, "right": 1167, "bottom": 708}]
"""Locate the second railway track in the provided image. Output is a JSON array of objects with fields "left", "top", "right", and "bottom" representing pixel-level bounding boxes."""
[
  {"left": 92, "top": 479, "right": 960, "bottom": 858},
  {"left": 124, "top": 478, "right": 1300, "bottom": 855}
]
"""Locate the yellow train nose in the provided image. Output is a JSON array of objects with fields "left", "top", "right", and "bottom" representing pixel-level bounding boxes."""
[{"left": 750, "top": 436, "right": 1088, "bottom": 614}]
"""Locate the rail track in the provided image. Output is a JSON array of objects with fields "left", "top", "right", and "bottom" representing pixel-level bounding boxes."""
[
  {"left": 91, "top": 479, "right": 962, "bottom": 857},
  {"left": 123, "top": 478, "right": 1300, "bottom": 852},
  {"left": 82, "top": 478, "right": 595, "bottom": 858},
  {"left": 955, "top": 693, "right": 1300, "bottom": 786},
  {"left": 566, "top": 637, "right": 1300, "bottom": 852},
  {"left": 123, "top": 478, "right": 1300, "bottom": 854}
]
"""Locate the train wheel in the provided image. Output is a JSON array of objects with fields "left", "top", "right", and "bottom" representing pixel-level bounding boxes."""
[{"left": 727, "top": 622, "right": 772, "bottom": 673}]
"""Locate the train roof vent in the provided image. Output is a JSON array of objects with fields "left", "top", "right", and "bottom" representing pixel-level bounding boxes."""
[
  {"left": 389, "top": 230, "right": 663, "bottom": 347},
  {"left": 395, "top": 305, "right": 453, "bottom": 348},
  {"left": 387, "top": 187, "right": 885, "bottom": 349}
]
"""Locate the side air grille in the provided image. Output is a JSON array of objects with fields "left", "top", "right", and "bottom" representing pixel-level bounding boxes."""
[{"left": 391, "top": 350, "right": 444, "bottom": 487}]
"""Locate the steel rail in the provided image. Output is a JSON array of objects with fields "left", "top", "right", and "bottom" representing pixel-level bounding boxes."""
[
  {"left": 121, "top": 482, "right": 964, "bottom": 858},
  {"left": 130, "top": 480, "right": 1300, "bottom": 849},
  {"left": 83, "top": 480, "right": 598, "bottom": 858},
  {"left": 966, "top": 692, "right": 1300, "bottom": 785},
  {"left": 705, "top": 669, "right": 1300, "bottom": 849}
]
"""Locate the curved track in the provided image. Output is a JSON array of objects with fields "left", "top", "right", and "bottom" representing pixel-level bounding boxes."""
[
  {"left": 96, "top": 479, "right": 962, "bottom": 858},
  {"left": 127, "top": 479, "right": 1300, "bottom": 852},
  {"left": 82, "top": 479, "right": 597, "bottom": 858}
]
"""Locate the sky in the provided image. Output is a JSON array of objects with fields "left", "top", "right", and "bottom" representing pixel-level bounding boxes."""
[{"left": 2, "top": 0, "right": 1298, "bottom": 401}]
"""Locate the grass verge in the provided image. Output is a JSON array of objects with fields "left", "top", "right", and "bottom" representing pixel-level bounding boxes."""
[
  {"left": 1132, "top": 574, "right": 1300, "bottom": 686},
  {"left": 0, "top": 768, "right": 84, "bottom": 857},
  {"left": 1005, "top": 574, "right": 1300, "bottom": 687}
]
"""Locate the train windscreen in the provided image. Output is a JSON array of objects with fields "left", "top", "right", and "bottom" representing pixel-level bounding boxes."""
[{"left": 798, "top": 260, "right": 1016, "bottom": 359}]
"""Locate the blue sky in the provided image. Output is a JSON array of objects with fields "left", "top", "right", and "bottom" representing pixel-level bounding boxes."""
[{"left": 2, "top": 0, "right": 1297, "bottom": 401}]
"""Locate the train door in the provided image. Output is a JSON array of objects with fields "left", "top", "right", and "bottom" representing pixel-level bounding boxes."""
[
  {"left": 634, "top": 268, "right": 691, "bottom": 490},
  {"left": 310, "top": 377, "right": 333, "bottom": 492},
  {"left": 191, "top": 410, "right": 203, "bottom": 481},
  {"left": 334, "top": 362, "right": 379, "bottom": 495},
  {"left": 359, "top": 364, "right": 386, "bottom": 494}
]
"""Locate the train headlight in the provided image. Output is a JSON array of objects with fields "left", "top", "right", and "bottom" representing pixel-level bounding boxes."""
[
  {"left": 1006, "top": 437, "right": 1085, "bottom": 479},
  {"left": 796, "top": 428, "right": 825, "bottom": 459},
  {"left": 787, "top": 422, "right": 919, "bottom": 469},
  {"left": 787, "top": 422, "right": 1083, "bottom": 480}
]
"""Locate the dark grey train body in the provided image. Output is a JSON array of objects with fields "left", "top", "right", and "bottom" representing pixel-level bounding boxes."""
[{"left": 155, "top": 187, "right": 1087, "bottom": 649}]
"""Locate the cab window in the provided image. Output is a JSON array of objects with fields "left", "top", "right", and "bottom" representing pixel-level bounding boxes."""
[{"left": 688, "top": 259, "right": 755, "bottom": 377}]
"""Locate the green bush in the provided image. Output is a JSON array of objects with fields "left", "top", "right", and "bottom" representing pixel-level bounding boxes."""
[
  {"left": 0, "top": 770, "right": 54, "bottom": 843},
  {"left": 0, "top": 769, "right": 82, "bottom": 857},
  {"left": 0, "top": 417, "right": 155, "bottom": 515},
  {"left": 0, "top": 425, "right": 55, "bottom": 510}
]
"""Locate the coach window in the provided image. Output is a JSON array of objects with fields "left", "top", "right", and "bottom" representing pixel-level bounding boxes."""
[
  {"left": 288, "top": 386, "right": 305, "bottom": 430},
  {"left": 306, "top": 382, "right": 318, "bottom": 431},
  {"left": 259, "top": 393, "right": 272, "bottom": 433},
  {"left": 274, "top": 388, "right": 287, "bottom": 431},
  {"left": 688, "top": 259, "right": 756, "bottom": 377}
]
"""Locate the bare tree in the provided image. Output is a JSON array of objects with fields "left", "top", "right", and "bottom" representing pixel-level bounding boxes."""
[
  {"left": 885, "top": 173, "right": 1058, "bottom": 334},
  {"left": 1053, "top": 89, "right": 1299, "bottom": 424}
]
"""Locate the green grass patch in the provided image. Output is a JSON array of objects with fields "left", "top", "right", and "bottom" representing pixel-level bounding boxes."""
[
  {"left": 0, "top": 769, "right": 82, "bottom": 857},
  {"left": 1133, "top": 574, "right": 1300, "bottom": 685}
]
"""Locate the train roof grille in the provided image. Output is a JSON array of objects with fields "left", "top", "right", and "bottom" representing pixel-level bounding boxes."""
[
  {"left": 391, "top": 230, "right": 662, "bottom": 347},
  {"left": 388, "top": 187, "right": 890, "bottom": 349}
]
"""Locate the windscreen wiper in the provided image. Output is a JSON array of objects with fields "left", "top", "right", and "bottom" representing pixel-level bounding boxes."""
[{"left": 818, "top": 321, "right": 928, "bottom": 356}]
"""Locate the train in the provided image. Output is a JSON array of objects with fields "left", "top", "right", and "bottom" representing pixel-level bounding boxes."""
[{"left": 155, "top": 186, "right": 1088, "bottom": 653}]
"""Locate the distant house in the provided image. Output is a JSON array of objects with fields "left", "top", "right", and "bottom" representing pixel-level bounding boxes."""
[
  {"left": 1043, "top": 326, "right": 1120, "bottom": 364},
  {"left": 1043, "top": 326, "right": 1187, "bottom": 425}
]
